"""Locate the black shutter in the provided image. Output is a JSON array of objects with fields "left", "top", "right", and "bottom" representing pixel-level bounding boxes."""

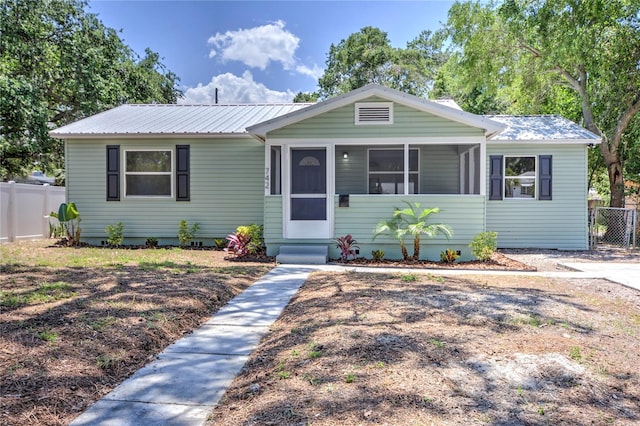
[
  {"left": 176, "top": 145, "right": 190, "bottom": 201},
  {"left": 539, "top": 155, "right": 552, "bottom": 200},
  {"left": 106, "top": 145, "right": 120, "bottom": 201},
  {"left": 489, "top": 155, "right": 503, "bottom": 200}
]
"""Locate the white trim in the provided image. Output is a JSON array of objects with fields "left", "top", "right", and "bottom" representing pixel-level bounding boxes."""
[
  {"left": 355, "top": 102, "right": 394, "bottom": 125},
  {"left": 267, "top": 136, "right": 486, "bottom": 145},
  {"left": 283, "top": 144, "right": 333, "bottom": 239},
  {"left": 51, "top": 133, "right": 251, "bottom": 140},
  {"left": 503, "top": 155, "right": 537, "bottom": 200},
  {"left": 479, "top": 142, "right": 486, "bottom": 196},
  {"left": 488, "top": 139, "right": 599, "bottom": 145},
  {"left": 264, "top": 144, "right": 271, "bottom": 196},
  {"left": 123, "top": 148, "right": 173, "bottom": 198}
]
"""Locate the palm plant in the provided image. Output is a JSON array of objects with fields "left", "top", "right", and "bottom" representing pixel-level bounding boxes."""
[
  {"left": 373, "top": 217, "right": 410, "bottom": 260},
  {"left": 374, "top": 202, "right": 452, "bottom": 261}
]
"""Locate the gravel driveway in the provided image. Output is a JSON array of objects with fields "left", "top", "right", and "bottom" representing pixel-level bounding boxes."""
[{"left": 501, "top": 247, "right": 640, "bottom": 272}]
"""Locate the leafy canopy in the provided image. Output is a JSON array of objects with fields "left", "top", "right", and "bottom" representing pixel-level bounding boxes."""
[{"left": 0, "top": 0, "right": 181, "bottom": 181}]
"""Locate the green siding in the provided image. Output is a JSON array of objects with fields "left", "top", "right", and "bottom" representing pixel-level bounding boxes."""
[
  {"left": 265, "top": 194, "right": 485, "bottom": 260},
  {"left": 335, "top": 146, "right": 366, "bottom": 194},
  {"left": 67, "top": 137, "right": 265, "bottom": 244},
  {"left": 486, "top": 144, "right": 588, "bottom": 249},
  {"left": 270, "top": 97, "right": 484, "bottom": 139}
]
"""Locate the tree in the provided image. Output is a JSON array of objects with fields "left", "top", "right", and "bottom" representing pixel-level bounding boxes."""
[
  {"left": 443, "top": 0, "right": 640, "bottom": 207},
  {"left": 293, "top": 91, "right": 319, "bottom": 103},
  {"left": 0, "top": 0, "right": 181, "bottom": 181},
  {"left": 317, "top": 27, "right": 447, "bottom": 99}
]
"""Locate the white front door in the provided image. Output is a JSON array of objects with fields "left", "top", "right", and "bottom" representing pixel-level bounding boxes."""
[{"left": 285, "top": 147, "right": 332, "bottom": 239}]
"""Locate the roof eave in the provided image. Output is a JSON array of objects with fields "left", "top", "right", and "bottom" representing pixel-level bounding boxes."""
[
  {"left": 248, "top": 84, "right": 507, "bottom": 138},
  {"left": 487, "top": 138, "right": 602, "bottom": 145},
  {"left": 49, "top": 132, "right": 252, "bottom": 139}
]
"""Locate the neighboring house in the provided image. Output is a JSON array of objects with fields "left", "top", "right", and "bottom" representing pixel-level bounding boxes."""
[{"left": 50, "top": 85, "right": 601, "bottom": 261}]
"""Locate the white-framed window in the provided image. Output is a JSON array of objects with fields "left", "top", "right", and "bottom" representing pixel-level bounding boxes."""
[
  {"left": 355, "top": 102, "right": 394, "bottom": 125},
  {"left": 124, "top": 149, "right": 173, "bottom": 197},
  {"left": 504, "top": 156, "right": 536, "bottom": 199},
  {"left": 368, "top": 148, "right": 419, "bottom": 194}
]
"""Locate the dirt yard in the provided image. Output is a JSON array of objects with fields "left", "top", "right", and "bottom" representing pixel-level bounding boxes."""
[
  {"left": 2, "top": 240, "right": 639, "bottom": 425},
  {"left": 0, "top": 240, "right": 273, "bottom": 426},
  {"left": 208, "top": 270, "right": 640, "bottom": 425}
]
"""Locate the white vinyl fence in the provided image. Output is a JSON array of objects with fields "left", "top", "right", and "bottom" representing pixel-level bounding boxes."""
[{"left": 1, "top": 181, "right": 66, "bottom": 242}]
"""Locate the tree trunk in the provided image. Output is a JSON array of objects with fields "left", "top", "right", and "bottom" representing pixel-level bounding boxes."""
[
  {"left": 400, "top": 243, "right": 409, "bottom": 261},
  {"left": 607, "top": 159, "right": 625, "bottom": 208},
  {"left": 413, "top": 236, "right": 420, "bottom": 260}
]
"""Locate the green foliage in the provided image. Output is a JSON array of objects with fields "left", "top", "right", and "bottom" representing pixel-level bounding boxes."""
[
  {"left": 236, "top": 224, "right": 264, "bottom": 254},
  {"left": 444, "top": 0, "right": 640, "bottom": 207},
  {"left": 469, "top": 231, "right": 498, "bottom": 261},
  {"left": 569, "top": 346, "right": 582, "bottom": 362},
  {"left": 401, "top": 273, "right": 418, "bottom": 283},
  {"left": 38, "top": 329, "right": 58, "bottom": 342},
  {"left": 214, "top": 238, "right": 227, "bottom": 249},
  {"left": 145, "top": 237, "right": 158, "bottom": 248},
  {"left": 371, "top": 249, "right": 385, "bottom": 262},
  {"left": 177, "top": 220, "right": 200, "bottom": 246},
  {"left": 317, "top": 26, "right": 448, "bottom": 99},
  {"left": 440, "top": 249, "right": 460, "bottom": 263},
  {"left": 293, "top": 91, "right": 320, "bottom": 103},
  {"left": 345, "top": 373, "right": 356, "bottom": 383},
  {"left": 56, "top": 202, "right": 81, "bottom": 245},
  {"left": 105, "top": 222, "right": 125, "bottom": 246},
  {"left": 48, "top": 212, "right": 65, "bottom": 238},
  {"left": 0, "top": 0, "right": 181, "bottom": 180},
  {"left": 373, "top": 202, "right": 452, "bottom": 260}
]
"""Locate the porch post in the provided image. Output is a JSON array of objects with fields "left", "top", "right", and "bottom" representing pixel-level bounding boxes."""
[
  {"left": 403, "top": 143, "right": 409, "bottom": 195},
  {"left": 264, "top": 143, "right": 270, "bottom": 196},
  {"left": 479, "top": 140, "right": 487, "bottom": 196}
]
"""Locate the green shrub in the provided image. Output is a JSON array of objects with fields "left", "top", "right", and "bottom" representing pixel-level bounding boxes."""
[
  {"left": 371, "top": 249, "right": 385, "bottom": 262},
  {"left": 177, "top": 220, "right": 200, "bottom": 246},
  {"left": 236, "top": 224, "right": 263, "bottom": 254},
  {"left": 145, "top": 237, "right": 158, "bottom": 248},
  {"left": 440, "top": 248, "right": 460, "bottom": 263},
  {"left": 214, "top": 238, "right": 227, "bottom": 249},
  {"left": 469, "top": 231, "right": 498, "bottom": 261},
  {"left": 105, "top": 222, "right": 125, "bottom": 246}
]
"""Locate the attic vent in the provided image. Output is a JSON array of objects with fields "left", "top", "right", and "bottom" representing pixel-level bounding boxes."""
[{"left": 355, "top": 102, "right": 393, "bottom": 125}]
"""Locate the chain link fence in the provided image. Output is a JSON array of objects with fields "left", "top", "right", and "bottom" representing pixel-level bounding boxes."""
[{"left": 589, "top": 207, "right": 637, "bottom": 249}]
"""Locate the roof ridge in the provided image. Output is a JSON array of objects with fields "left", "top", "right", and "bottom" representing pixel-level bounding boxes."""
[{"left": 123, "top": 103, "right": 315, "bottom": 107}]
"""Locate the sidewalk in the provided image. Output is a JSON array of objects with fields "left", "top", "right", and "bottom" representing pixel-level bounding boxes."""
[
  {"left": 70, "top": 261, "right": 637, "bottom": 426},
  {"left": 70, "top": 266, "right": 314, "bottom": 426}
]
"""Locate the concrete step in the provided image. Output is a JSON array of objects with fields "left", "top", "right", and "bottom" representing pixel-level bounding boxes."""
[{"left": 276, "top": 245, "right": 328, "bottom": 265}]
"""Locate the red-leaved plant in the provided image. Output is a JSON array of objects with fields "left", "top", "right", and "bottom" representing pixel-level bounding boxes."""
[
  {"left": 226, "top": 232, "right": 252, "bottom": 257},
  {"left": 335, "top": 234, "right": 359, "bottom": 262}
]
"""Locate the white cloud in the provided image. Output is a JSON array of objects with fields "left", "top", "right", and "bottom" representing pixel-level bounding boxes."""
[
  {"left": 179, "top": 70, "right": 295, "bottom": 104},
  {"left": 295, "top": 64, "right": 324, "bottom": 80},
  {"left": 208, "top": 20, "right": 299, "bottom": 70}
]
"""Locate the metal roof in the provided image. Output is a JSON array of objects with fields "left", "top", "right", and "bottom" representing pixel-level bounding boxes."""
[
  {"left": 50, "top": 103, "right": 313, "bottom": 138},
  {"left": 485, "top": 115, "right": 601, "bottom": 142}
]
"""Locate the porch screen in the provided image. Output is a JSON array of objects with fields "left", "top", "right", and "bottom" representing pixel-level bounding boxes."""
[
  {"left": 290, "top": 148, "right": 326, "bottom": 220},
  {"left": 368, "top": 149, "right": 419, "bottom": 194}
]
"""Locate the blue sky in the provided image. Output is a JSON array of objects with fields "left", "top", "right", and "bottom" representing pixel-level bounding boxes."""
[{"left": 89, "top": 1, "right": 456, "bottom": 103}]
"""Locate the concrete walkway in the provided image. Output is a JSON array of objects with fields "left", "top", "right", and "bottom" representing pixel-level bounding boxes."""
[
  {"left": 70, "top": 261, "right": 638, "bottom": 426},
  {"left": 70, "top": 266, "right": 314, "bottom": 426}
]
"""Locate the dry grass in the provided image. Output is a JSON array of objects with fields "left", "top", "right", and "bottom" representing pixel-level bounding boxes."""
[
  {"left": 0, "top": 240, "right": 274, "bottom": 426},
  {"left": 208, "top": 271, "right": 640, "bottom": 425}
]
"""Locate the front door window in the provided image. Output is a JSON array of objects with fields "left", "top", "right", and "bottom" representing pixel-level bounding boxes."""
[{"left": 291, "top": 149, "right": 326, "bottom": 220}]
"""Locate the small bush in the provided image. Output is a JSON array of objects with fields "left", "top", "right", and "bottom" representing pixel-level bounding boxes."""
[
  {"left": 236, "top": 224, "right": 263, "bottom": 254},
  {"left": 371, "top": 249, "right": 385, "bottom": 262},
  {"left": 469, "top": 231, "right": 498, "bottom": 261},
  {"left": 440, "top": 248, "right": 460, "bottom": 263},
  {"left": 105, "top": 222, "right": 125, "bottom": 246},
  {"left": 335, "top": 234, "right": 359, "bottom": 262},
  {"left": 226, "top": 232, "right": 252, "bottom": 257},
  {"left": 214, "top": 238, "right": 227, "bottom": 249},
  {"left": 177, "top": 220, "right": 200, "bottom": 246},
  {"left": 145, "top": 237, "right": 158, "bottom": 248}
]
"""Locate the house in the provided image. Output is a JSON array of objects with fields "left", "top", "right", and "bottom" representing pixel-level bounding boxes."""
[{"left": 50, "top": 84, "right": 601, "bottom": 262}]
